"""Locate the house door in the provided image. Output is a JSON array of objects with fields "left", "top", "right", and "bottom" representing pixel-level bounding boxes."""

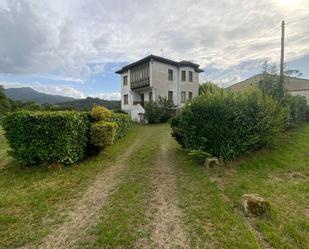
[{"left": 140, "top": 93, "right": 144, "bottom": 107}]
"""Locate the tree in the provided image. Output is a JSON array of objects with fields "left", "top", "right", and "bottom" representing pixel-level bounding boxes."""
[
  {"left": 144, "top": 96, "right": 176, "bottom": 123},
  {"left": 199, "top": 81, "right": 221, "bottom": 95},
  {"left": 258, "top": 62, "right": 307, "bottom": 126},
  {"left": 0, "top": 86, "right": 11, "bottom": 116},
  {"left": 258, "top": 62, "right": 285, "bottom": 99},
  {"left": 258, "top": 61, "right": 304, "bottom": 100}
]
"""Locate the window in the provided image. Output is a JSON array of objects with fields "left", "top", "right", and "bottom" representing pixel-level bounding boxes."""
[
  {"left": 188, "top": 91, "right": 193, "bottom": 100},
  {"left": 181, "top": 70, "right": 186, "bottom": 81},
  {"left": 124, "top": 94, "right": 128, "bottom": 105},
  {"left": 149, "top": 92, "right": 153, "bottom": 102},
  {"left": 181, "top": 91, "right": 186, "bottom": 103},
  {"left": 168, "top": 91, "right": 173, "bottom": 103},
  {"left": 189, "top": 71, "right": 193, "bottom": 82},
  {"left": 168, "top": 69, "right": 173, "bottom": 81},
  {"left": 123, "top": 76, "right": 128, "bottom": 86}
]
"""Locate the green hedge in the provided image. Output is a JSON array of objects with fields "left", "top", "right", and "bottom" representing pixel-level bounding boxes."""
[
  {"left": 171, "top": 89, "right": 288, "bottom": 160},
  {"left": 91, "top": 105, "right": 112, "bottom": 121},
  {"left": 109, "top": 113, "right": 131, "bottom": 139},
  {"left": 90, "top": 121, "right": 117, "bottom": 148},
  {"left": 2, "top": 111, "right": 90, "bottom": 165},
  {"left": 282, "top": 94, "right": 308, "bottom": 126}
]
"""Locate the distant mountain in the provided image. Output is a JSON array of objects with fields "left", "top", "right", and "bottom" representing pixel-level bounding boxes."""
[
  {"left": 4, "top": 87, "right": 75, "bottom": 104},
  {"left": 57, "top": 97, "right": 121, "bottom": 111}
]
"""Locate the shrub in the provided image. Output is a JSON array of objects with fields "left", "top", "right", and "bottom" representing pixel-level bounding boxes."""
[
  {"left": 144, "top": 96, "right": 176, "bottom": 124},
  {"left": 144, "top": 102, "right": 163, "bottom": 123},
  {"left": 281, "top": 94, "right": 307, "bottom": 126},
  {"left": 2, "top": 111, "right": 90, "bottom": 165},
  {"left": 91, "top": 105, "right": 112, "bottom": 121},
  {"left": 109, "top": 113, "right": 131, "bottom": 139},
  {"left": 199, "top": 82, "right": 222, "bottom": 95},
  {"left": 90, "top": 121, "right": 117, "bottom": 148},
  {"left": 171, "top": 88, "right": 288, "bottom": 160}
]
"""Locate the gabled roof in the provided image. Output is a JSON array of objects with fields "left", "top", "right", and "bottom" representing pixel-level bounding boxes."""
[
  {"left": 115, "top": 54, "right": 204, "bottom": 74},
  {"left": 227, "top": 74, "right": 309, "bottom": 92}
]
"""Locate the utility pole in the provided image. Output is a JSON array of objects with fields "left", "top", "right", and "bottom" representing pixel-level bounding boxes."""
[{"left": 280, "top": 20, "right": 285, "bottom": 84}]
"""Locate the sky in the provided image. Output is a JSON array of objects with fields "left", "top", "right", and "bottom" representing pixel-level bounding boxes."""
[{"left": 0, "top": 0, "right": 309, "bottom": 100}]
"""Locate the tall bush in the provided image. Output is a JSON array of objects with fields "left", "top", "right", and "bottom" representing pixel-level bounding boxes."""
[
  {"left": 2, "top": 111, "right": 90, "bottom": 165},
  {"left": 282, "top": 94, "right": 307, "bottom": 126},
  {"left": 90, "top": 121, "right": 117, "bottom": 148},
  {"left": 109, "top": 113, "right": 131, "bottom": 139},
  {"left": 91, "top": 105, "right": 112, "bottom": 121},
  {"left": 144, "top": 96, "right": 176, "bottom": 124},
  {"left": 144, "top": 101, "right": 163, "bottom": 123},
  {"left": 171, "top": 89, "right": 288, "bottom": 160}
]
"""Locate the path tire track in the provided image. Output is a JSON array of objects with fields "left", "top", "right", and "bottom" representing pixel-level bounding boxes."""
[
  {"left": 138, "top": 138, "right": 189, "bottom": 249},
  {"left": 21, "top": 132, "right": 146, "bottom": 249}
]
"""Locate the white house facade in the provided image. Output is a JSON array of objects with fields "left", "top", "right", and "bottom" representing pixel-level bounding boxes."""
[{"left": 116, "top": 55, "right": 204, "bottom": 122}]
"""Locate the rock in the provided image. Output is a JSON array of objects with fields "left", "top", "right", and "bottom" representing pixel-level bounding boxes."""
[
  {"left": 204, "top": 157, "right": 219, "bottom": 168},
  {"left": 242, "top": 194, "right": 270, "bottom": 216}
]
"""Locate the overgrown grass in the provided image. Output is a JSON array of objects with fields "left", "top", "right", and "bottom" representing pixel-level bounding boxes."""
[
  {"left": 174, "top": 142, "right": 262, "bottom": 248},
  {"left": 0, "top": 125, "right": 142, "bottom": 249},
  {"left": 1, "top": 123, "right": 308, "bottom": 248},
  {"left": 174, "top": 124, "right": 309, "bottom": 248},
  {"left": 79, "top": 124, "right": 168, "bottom": 248},
  {"left": 209, "top": 124, "right": 309, "bottom": 249}
]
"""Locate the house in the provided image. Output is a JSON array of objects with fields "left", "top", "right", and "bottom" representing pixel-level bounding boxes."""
[
  {"left": 227, "top": 74, "right": 309, "bottom": 103},
  {"left": 116, "top": 55, "right": 204, "bottom": 122}
]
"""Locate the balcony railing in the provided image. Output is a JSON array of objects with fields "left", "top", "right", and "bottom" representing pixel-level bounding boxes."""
[{"left": 131, "top": 78, "right": 150, "bottom": 89}]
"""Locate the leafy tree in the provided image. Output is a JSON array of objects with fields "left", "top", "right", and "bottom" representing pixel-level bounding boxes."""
[
  {"left": 0, "top": 86, "right": 11, "bottom": 116},
  {"left": 258, "top": 61, "right": 307, "bottom": 125},
  {"left": 258, "top": 61, "right": 304, "bottom": 100},
  {"left": 199, "top": 81, "right": 221, "bottom": 95},
  {"left": 10, "top": 100, "right": 41, "bottom": 111},
  {"left": 144, "top": 96, "right": 176, "bottom": 123},
  {"left": 258, "top": 62, "right": 285, "bottom": 99}
]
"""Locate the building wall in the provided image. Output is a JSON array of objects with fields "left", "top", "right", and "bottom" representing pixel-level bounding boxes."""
[
  {"left": 178, "top": 65, "right": 199, "bottom": 106},
  {"left": 151, "top": 60, "right": 199, "bottom": 106},
  {"left": 290, "top": 90, "right": 309, "bottom": 103},
  {"left": 228, "top": 74, "right": 309, "bottom": 104},
  {"left": 120, "top": 70, "right": 131, "bottom": 112}
]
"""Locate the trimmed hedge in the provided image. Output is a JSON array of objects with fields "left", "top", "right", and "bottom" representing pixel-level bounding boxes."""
[
  {"left": 90, "top": 121, "right": 117, "bottom": 148},
  {"left": 171, "top": 89, "right": 288, "bottom": 160},
  {"left": 2, "top": 111, "right": 90, "bottom": 165},
  {"left": 109, "top": 113, "right": 131, "bottom": 139},
  {"left": 91, "top": 105, "right": 112, "bottom": 121}
]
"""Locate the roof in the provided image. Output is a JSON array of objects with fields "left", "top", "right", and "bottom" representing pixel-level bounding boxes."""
[
  {"left": 227, "top": 74, "right": 309, "bottom": 92},
  {"left": 115, "top": 54, "right": 204, "bottom": 74}
]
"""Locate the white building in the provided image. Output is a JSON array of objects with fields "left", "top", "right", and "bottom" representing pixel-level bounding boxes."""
[
  {"left": 228, "top": 74, "right": 309, "bottom": 103},
  {"left": 116, "top": 55, "right": 204, "bottom": 122}
]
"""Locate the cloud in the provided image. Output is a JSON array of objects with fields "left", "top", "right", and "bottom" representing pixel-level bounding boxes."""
[
  {"left": 91, "top": 92, "right": 121, "bottom": 100},
  {"left": 0, "top": 0, "right": 308, "bottom": 87}
]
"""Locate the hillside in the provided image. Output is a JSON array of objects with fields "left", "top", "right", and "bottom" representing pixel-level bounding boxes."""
[
  {"left": 4, "top": 87, "right": 75, "bottom": 104},
  {"left": 57, "top": 97, "right": 121, "bottom": 111},
  {"left": 3, "top": 87, "right": 121, "bottom": 110}
]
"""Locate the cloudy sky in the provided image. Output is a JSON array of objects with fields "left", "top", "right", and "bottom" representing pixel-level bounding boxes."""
[{"left": 0, "top": 0, "right": 309, "bottom": 99}]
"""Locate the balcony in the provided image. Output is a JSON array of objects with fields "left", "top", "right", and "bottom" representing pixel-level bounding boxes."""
[{"left": 131, "top": 77, "right": 150, "bottom": 90}]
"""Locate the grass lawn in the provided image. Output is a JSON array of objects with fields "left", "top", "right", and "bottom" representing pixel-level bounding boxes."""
[
  {"left": 0, "top": 124, "right": 146, "bottom": 249},
  {"left": 175, "top": 124, "right": 309, "bottom": 248},
  {"left": 0, "top": 123, "right": 308, "bottom": 248},
  {"left": 78, "top": 124, "right": 168, "bottom": 249}
]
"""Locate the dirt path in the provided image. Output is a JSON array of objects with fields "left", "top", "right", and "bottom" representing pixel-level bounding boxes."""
[
  {"left": 21, "top": 132, "right": 146, "bottom": 249},
  {"left": 138, "top": 138, "right": 189, "bottom": 249}
]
